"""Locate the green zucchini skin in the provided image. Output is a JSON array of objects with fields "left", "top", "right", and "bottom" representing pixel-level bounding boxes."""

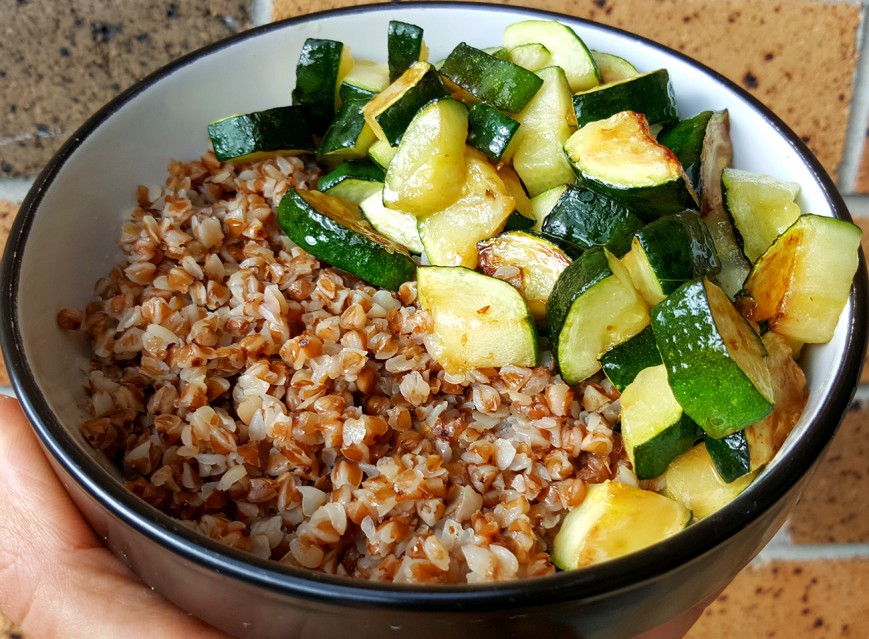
[
  {"left": 547, "top": 245, "right": 648, "bottom": 384},
  {"left": 632, "top": 414, "right": 700, "bottom": 480},
  {"left": 277, "top": 188, "right": 416, "bottom": 291},
  {"left": 572, "top": 69, "right": 678, "bottom": 127},
  {"left": 292, "top": 38, "right": 346, "bottom": 134},
  {"left": 388, "top": 21, "right": 425, "bottom": 82},
  {"left": 657, "top": 111, "right": 714, "bottom": 195},
  {"left": 439, "top": 42, "right": 543, "bottom": 113},
  {"left": 632, "top": 210, "right": 721, "bottom": 295},
  {"left": 651, "top": 279, "right": 774, "bottom": 438},
  {"left": 574, "top": 173, "right": 698, "bottom": 221},
  {"left": 503, "top": 210, "right": 536, "bottom": 231},
  {"left": 317, "top": 159, "right": 385, "bottom": 194},
  {"left": 704, "top": 431, "right": 751, "bottom": 483},
  {"left": 317, "top": 159, "right": 385, "bottom": 204},
  {"left": 318, "top": 99, "right": 374, "bottom": 161},
  {"left": 547, "top": 246, "right": 611, "bottom": 352},
  {"left": 369, "top": 62, "right": 447, "bottom": 146},
  {"left": 600, "top": 325, "right": 661, "bottom": 391},
  {"left": 540, "top": 185, "right": 644, "bottom": 257},
  {"left": 207, "top": 107, "right": 315, "bottom": 163},
  {"left": 467, "top": 102, "right": 520, "bottom": 161}
]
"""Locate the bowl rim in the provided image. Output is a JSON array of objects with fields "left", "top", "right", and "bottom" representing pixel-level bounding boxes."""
[{"left": 1, "top": 0, "right": 867, "bottom": 609}]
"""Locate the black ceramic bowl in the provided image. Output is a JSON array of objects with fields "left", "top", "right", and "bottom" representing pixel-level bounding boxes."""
[{"left": 2, "top": 3, "right": 866, "bottom": 638}]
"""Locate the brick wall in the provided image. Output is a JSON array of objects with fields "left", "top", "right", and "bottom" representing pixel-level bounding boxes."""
[{"left": 2, "top": 1, "right": 868, "bottom": 637}]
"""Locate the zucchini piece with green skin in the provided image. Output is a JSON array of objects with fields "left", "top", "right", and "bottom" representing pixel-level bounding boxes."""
[
  {"left": 722, "top": 168, "right": 802, "bottom": 262},
  {"left": 439, "top": 42, "right": 544, "bottom": 113},
  {"left": 388, "top": 21, "right": 427, "bottom": 83},
  {"left": 741, "top": 214, "right": 862, "bottom": 344},
  {"left": 207, "top": 106, "right": 315, "bottom": 163},
  {"left": 318, "top": 99, "right": 377, "bottom": 162},
  {"left": 359, "top": 189, "right": 424, "bottom": 254},
  {"left": 564, "top": 111, "right": 699, "bottom": 219},
  {"left": 340, "top": 60, "right": 390, "bottom": 102},
  {"left": 621, "top": 210, "right": 721, "bottom": 306},
  {"left": 418, "top": 148, "right": 515, "bottom": 268},
  {"left": 276, "top": 188, "right": 416, "bottom": 291},
  {"left": 467, "top": 102, "right": 520, "bottom": 162},
  {"left": 362, "top": 61, "right": 448, "bottom": 146},
  {"left": 620, "top": 364, "right": 702, "bottom": 479},
  {"left": 477, "top": 231, "right": 571, "bottom": 325},
  {"left": 600, "top": 325, "right": 661, "bottom": 392},
  {"left": 540, "top": 184, "right": 644, "bottom": 257},
  {"left": 703, "top": 331, "right": 808, "bottom": 482},
  {"left": 696, "top": 111, "right": 750, "bottom": 298},
  {"left": 417, "top": 266, "right": 539, "bottom": 374},
  {"left": 511, "top": 66, "right": 577, "bottom": 197},
  {"left": 508, "top": 42, "right": 552, "bottom": 72},
  {"left": 292, "top": 38, "right": 353, "bottom": 134},
  {"left": 547, "top": 246, "right": 650, "bottom": 385},
  {"left": 503, "top": 20, "right": 600, "bottom": 93},
  {"left": 591, "top": 50, "right": 639, "bottom": 84},
  {"left": 661, "top": 443, "right": 757, "bottom": 520},
  {"left": 552, "top": 480, "right": 690, "bottom": 570},
  {"left": 703, "top": 431, "right": 750, "bottom": 483},
  {"left": 572, "top": 69, "right": 678, "bottom": 128},
  {"left": 498, "top": 164, "right": 534, "bottom": 219},
  {"left": 383, "top": 98, "right": 468, "bottom": 217},
  {"left": 317, "top": 159, "right": 385, "bottom": 205},
  {"left": 651, "top": 278, "right": 774, "bottom": 438},
  {"left": 656, "top": 111, "right": 714, "bottom": 195}
]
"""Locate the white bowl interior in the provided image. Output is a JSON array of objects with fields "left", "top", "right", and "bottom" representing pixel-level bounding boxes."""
[{"left": 14, "top": 6, "right": 853, "bottom": 490}]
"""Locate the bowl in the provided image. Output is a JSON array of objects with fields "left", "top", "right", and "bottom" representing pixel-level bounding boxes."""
[{"left": 1, "top": 2, "right": 866, "bottom": 638}]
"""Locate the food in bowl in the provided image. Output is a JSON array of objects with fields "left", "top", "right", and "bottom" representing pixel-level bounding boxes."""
[{"left": 57, "top": 17, "right": 861, "bottom": 583}]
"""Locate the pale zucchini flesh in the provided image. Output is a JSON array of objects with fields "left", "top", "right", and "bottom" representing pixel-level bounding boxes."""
[
  {"left": 359, "top": 189, "right": 424, "bottom": 253},
  {"left": 511, "top": 66, "right": 578, "bottom": 197},
  {"left": 417, "top": 266, "right": 538, "bottom": 373},
  {"left": 722, "top": 167, "right": 802, "bottom": 262},
  {"left": 662, "top": 443, "right": 757, "bottom": 520},
  {"left": 742, "top": 214, "right": 862, "bottom": 344},
  {"left": 418, "top": 148, "right": 515, "bottom": 268},
  {"left": 548, "top": 247, "right": 650, "bottom": 385},
  {"left": 382, "top": 98, "right": 468, "bottom": 216},
  {"left": 477, "top": 231, "right": 571, "bottom": 324},
  {"left": 503, "top": 20, "right": 600, "bottom": 92},
  {"left": 620, "top": 365, "right": 699, "bottom": 479},
  {"left": 552, "top": 480, "right": 690, "bottom": 569}
]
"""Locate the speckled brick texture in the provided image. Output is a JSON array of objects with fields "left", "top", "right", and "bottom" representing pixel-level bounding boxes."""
[
  {"left": 686, "top": 559, "right": 869, "bottom": 638},
  {"left": 0, "top": 0, "right": 251, "bottom": 178},
  {"left": 787, "top": 399, "right": 869, "bottom": 544},
  {"left": 368, "top": 0, "right": 861, "bottom": 184}
]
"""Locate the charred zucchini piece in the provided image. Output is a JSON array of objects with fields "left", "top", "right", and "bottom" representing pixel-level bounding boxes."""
[
  {"left": 564, "top": 111, "right": 698, "bottom": 219},
  {"left": 741, "top": 214, "right": 861, "bottom": 344},
  {"left": 477, "top": 231, "right": 571, "bottom": 324}
]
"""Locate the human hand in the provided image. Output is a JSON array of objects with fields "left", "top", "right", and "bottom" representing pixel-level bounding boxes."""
[
  {"left": 0, "top": 394, "right": 710, "bottom": 639},
  {"left": 0, "top": 396, "right": 229, "bottom": 639}
]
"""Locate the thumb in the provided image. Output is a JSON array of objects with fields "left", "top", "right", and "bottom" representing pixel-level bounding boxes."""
[{"left": 0, "top": 396, "right": 228, "bottom": 638}]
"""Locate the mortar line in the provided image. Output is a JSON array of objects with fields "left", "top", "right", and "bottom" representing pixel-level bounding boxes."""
[
  {"left": 756, "top": 542, "right": 869, "bottom": 563},
  {"left": 250, "top": 0, "right": 274, "bottom": 27},
  {"left": 837, "top": 2, "right": 869, "bottom": 191},
  {"left": 0, "top": 178, "right": 35, "bottom": 203}
]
